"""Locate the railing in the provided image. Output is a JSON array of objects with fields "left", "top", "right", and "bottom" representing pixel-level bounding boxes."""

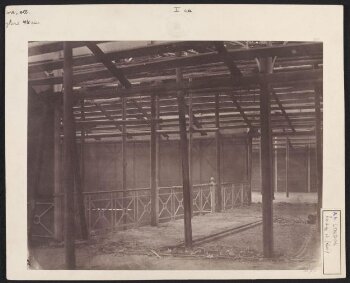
[
  {"left": 83, "top": 188, "right": 151, "bottom": 233},
  {"left": 28, "top": 199, "right": 55, "bottom": 238},
  {"left": 29, "top": 180, "right": 251, "bottom": 238},
  {"left": 192, "top": 183, "right": 213, "bottom": 214},
  {"left": 221, "top": 182, "right": 249, "bottom": 210},
  {"left": 158, "top": 183, "right": 212, "bottom": 221},
  {"left": 158, "top": 186, "right": 183, "bottom": 221}
]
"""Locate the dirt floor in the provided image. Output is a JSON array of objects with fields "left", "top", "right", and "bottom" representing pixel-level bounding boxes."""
[{"left": 29, "top": 202, "right": 320, "bottom": 270}]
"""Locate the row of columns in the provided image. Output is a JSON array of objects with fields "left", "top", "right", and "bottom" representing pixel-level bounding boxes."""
[
  {"left": 258, "top": 80, "right": 323, "bottom": 257},
  {"left": 55, "top": 42, "right": 322, "bottom": 268},
  {"left": 257, "top": 140, "right": 314, "bottom": 195},
  {"left": 273, "top": 142, "right": 313, "bottom": 195}
]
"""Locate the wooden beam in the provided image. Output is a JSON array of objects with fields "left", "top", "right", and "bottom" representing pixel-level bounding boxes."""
[
  {"left": 259, "top": 138, "right": 262, "bottom": 195},
  {"left": 215, "top": 93, "right": 222, "bottom": 212},
  {"left": 78, "top": 132, "right": 317, "bottom": 145},
  {"left": 72, "top": 120, "right": 89, "bottom": 240},
  {"left": 128, "top": 99, "right": 149, "bottom": 120},
  {"left": 215, "top": 42, "right": 251, "bottom": 129},
  {"left": 85, "top": 42, "right": 131, "bottom": 88},
  {"left": 314, "top": 83, "right": 323, "bottom": 227},
  {"left": 307, "top": 144, "right": 311, "bottom": 193},
  {"left": 184, "top": 102, "right": 207, "bottom": 136},
  {"left": 69, "top": 99, "right": 89, "bottom": 240},
  {"left": 246, "top": 132, "right": 253, "bottom": 205},
  {"left": 80, "top": 99, "right": 86, "bottom": 193},
  {"left": 128, "top": 98, "right": 169, "bottom": 139},
  {"left": 74, "top": 120, "right": 316, "bottom": 135},
  {"left": 28, "top": 41, "right": 108, "bottom": 56},
  {"left": 53, "top": 99, "right": 63, "bottom": 241},
  {"left": 150, "top": 94, "right": 158, "bottom": 226},
  {"left": 71, "top": 121, "right": 316, "bottom": 140},
  {"left": 28, "top": 91, "right": 51, "bottom": 243},
  {"left": 214, "top": 41, "right": 242, "bottom": 78},
  {"left": 85, "top": 43, "right": 166, "bottom": 137},
  {"left": 286, "top": 137, "right": 290, "bottom": 198},
  {"left": 188, "top": 90, "right": 194, "bottom": 217},
  {"left": 75, "top": 97, "right": 319, "bottom": 117},
  {"left": 71, "top": 68, "right": 319, "bottom": 98},
  {"left": 29, "top": 41, "right": 214, "bottom": 71},
  {"left": 93, "top": 102, "right": 123, "bottom": 130},
  {"left": 274, "top": 138, "right": 278, "bottom": 193},
  {"left": 29, "top": 42, "right": 322, "bottom": 75},
  {"left": 176, "top": 66, "right": 192, "bottom": 248},
  {"left": 29, "top": 64, "right": 323, "bottom": 90},
  {"left": 121, "top": 96, "right": 127, "bottom": 227},
  {"left": 75, "top": 115, "right": 317, "bottom": 129},
  {"left": 259, "top": 56, "right": 274, "bottom": 258},
  {"left": 75, "top": 109, "right": 318, "bottom": 126},
  {"left": 77, "top": 118, "right": 162, "bottom": 126},
  {"left": 219, "top": 56, "right": 250, "bottom": 129},
  {"left": 155, "top": 95, "right": 161, "bottom": 203},
  {"left": 27, "top": 98, "right": 41, "bottom": 233},
  {"left": 93, "top": 101, "right": 132, "bottom": 139},
  {"left": 63, "top": 42, "right": 76, "bottom": 269},
  {"left": 272, "top": 90, "right": 295, "bottom": 132},
  {"left": 288, "top": 137, "right": 294, "bottom": 150},
  {"left": 229, "top": 93, "right": 253, "bottom": 128}
]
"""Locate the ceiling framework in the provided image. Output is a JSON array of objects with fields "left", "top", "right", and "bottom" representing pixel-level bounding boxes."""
[{"left": 28, "top": 41, "right": 323, "bottom": 148}]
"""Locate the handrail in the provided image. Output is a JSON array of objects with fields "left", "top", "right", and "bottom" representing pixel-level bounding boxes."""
[
  {"left": 193, "top": 183, "right": 211, "bottom": 187},
  {"left": 82, "top": 187, "right": 150, "bottom": 195},
  {"left": 221, "top": 181, "right": 248, "bottom": 186},
  {"left": 81, "top": 181, "right": 248, "bottom": 195}
]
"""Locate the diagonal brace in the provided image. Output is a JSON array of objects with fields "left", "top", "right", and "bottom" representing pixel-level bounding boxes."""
[
  {"left": 93, "top": 101, "right": 132, "bottom": 139},
  {"left": 271, "top": 90, "right": 295, "bottom": 133},
  {"left": 214, "top": 42, "right": 243, "bottom": 79},
  {"left": 86, "top": 42, "right": 166, "bottom": 138},
  {"left": 215, "top": 42, "right": 252, "bottom": 128},
  {"left": 128, "top": 99, "right": 169, "bottom": 139},
  {"left": 85, "top": 42, "right": 132, "bottom": 88},
  {"left": 184, "top": 102, "right": 207, "bottom": 136},
  {"left": 229, "top": 93, "right": 253, "bottom": 128}
]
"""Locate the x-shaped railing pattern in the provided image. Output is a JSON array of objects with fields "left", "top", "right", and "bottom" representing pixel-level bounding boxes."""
[
  {"left": 222, "top": 183, "right": 246, "bottom": 210},
  {"left": 30, "top": 182, "right": 250, "bottom": 238}
]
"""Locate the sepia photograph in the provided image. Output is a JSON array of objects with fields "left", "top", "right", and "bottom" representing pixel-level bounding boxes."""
[
  {"left": 5, "top": 4, "right": 344, "bottom": 280},
  {"left": 27, "top": 40, "right": 323, "bottom": 270}
]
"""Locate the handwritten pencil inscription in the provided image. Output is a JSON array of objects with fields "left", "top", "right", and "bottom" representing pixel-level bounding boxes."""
[
  {"left": 6, "top": 8, "right": 40, "bottom": 28},
  {"left": 323, "top": 210, "right": 341, "bottom": 274}
]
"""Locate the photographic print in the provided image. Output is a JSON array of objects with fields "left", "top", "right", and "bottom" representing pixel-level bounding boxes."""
[
  {"left": 27, "top": 40, "right": 323, "bottom": 271},
  {"left": 5, "top": 4, "right": 345, "bottom": 280}
]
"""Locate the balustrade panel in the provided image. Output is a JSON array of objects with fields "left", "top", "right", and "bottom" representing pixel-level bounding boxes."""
[{"left": 29, "top": 181, "right": 251, "bottom": 238}]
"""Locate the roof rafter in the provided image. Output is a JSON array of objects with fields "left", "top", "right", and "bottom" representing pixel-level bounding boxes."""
[
  {"left": 128, "top": 99, "right": 169, "bottom": 139},
  {"left": 28, "top": 41, "right": 323, "bottom": 144},
  {"left": 85, "top": 42, "right": 170, "bottom": 138},
  {"left": 29, "top": 42, "right": 322, "bottom": 75},
  {"left": 85, "top": 42, "right": 132, "bottom": 88},
  {"left": 271, "top": 90, "right": 296, "bottom": 133},
  {"left": 28, "top": 42, "right": 322, "bottom": 86},
  {"left": 214, "top": 42, "right": 252, "bottom": 129},
  {"left": 93, "top": 101, "right": 132, "bottom": 139}
]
